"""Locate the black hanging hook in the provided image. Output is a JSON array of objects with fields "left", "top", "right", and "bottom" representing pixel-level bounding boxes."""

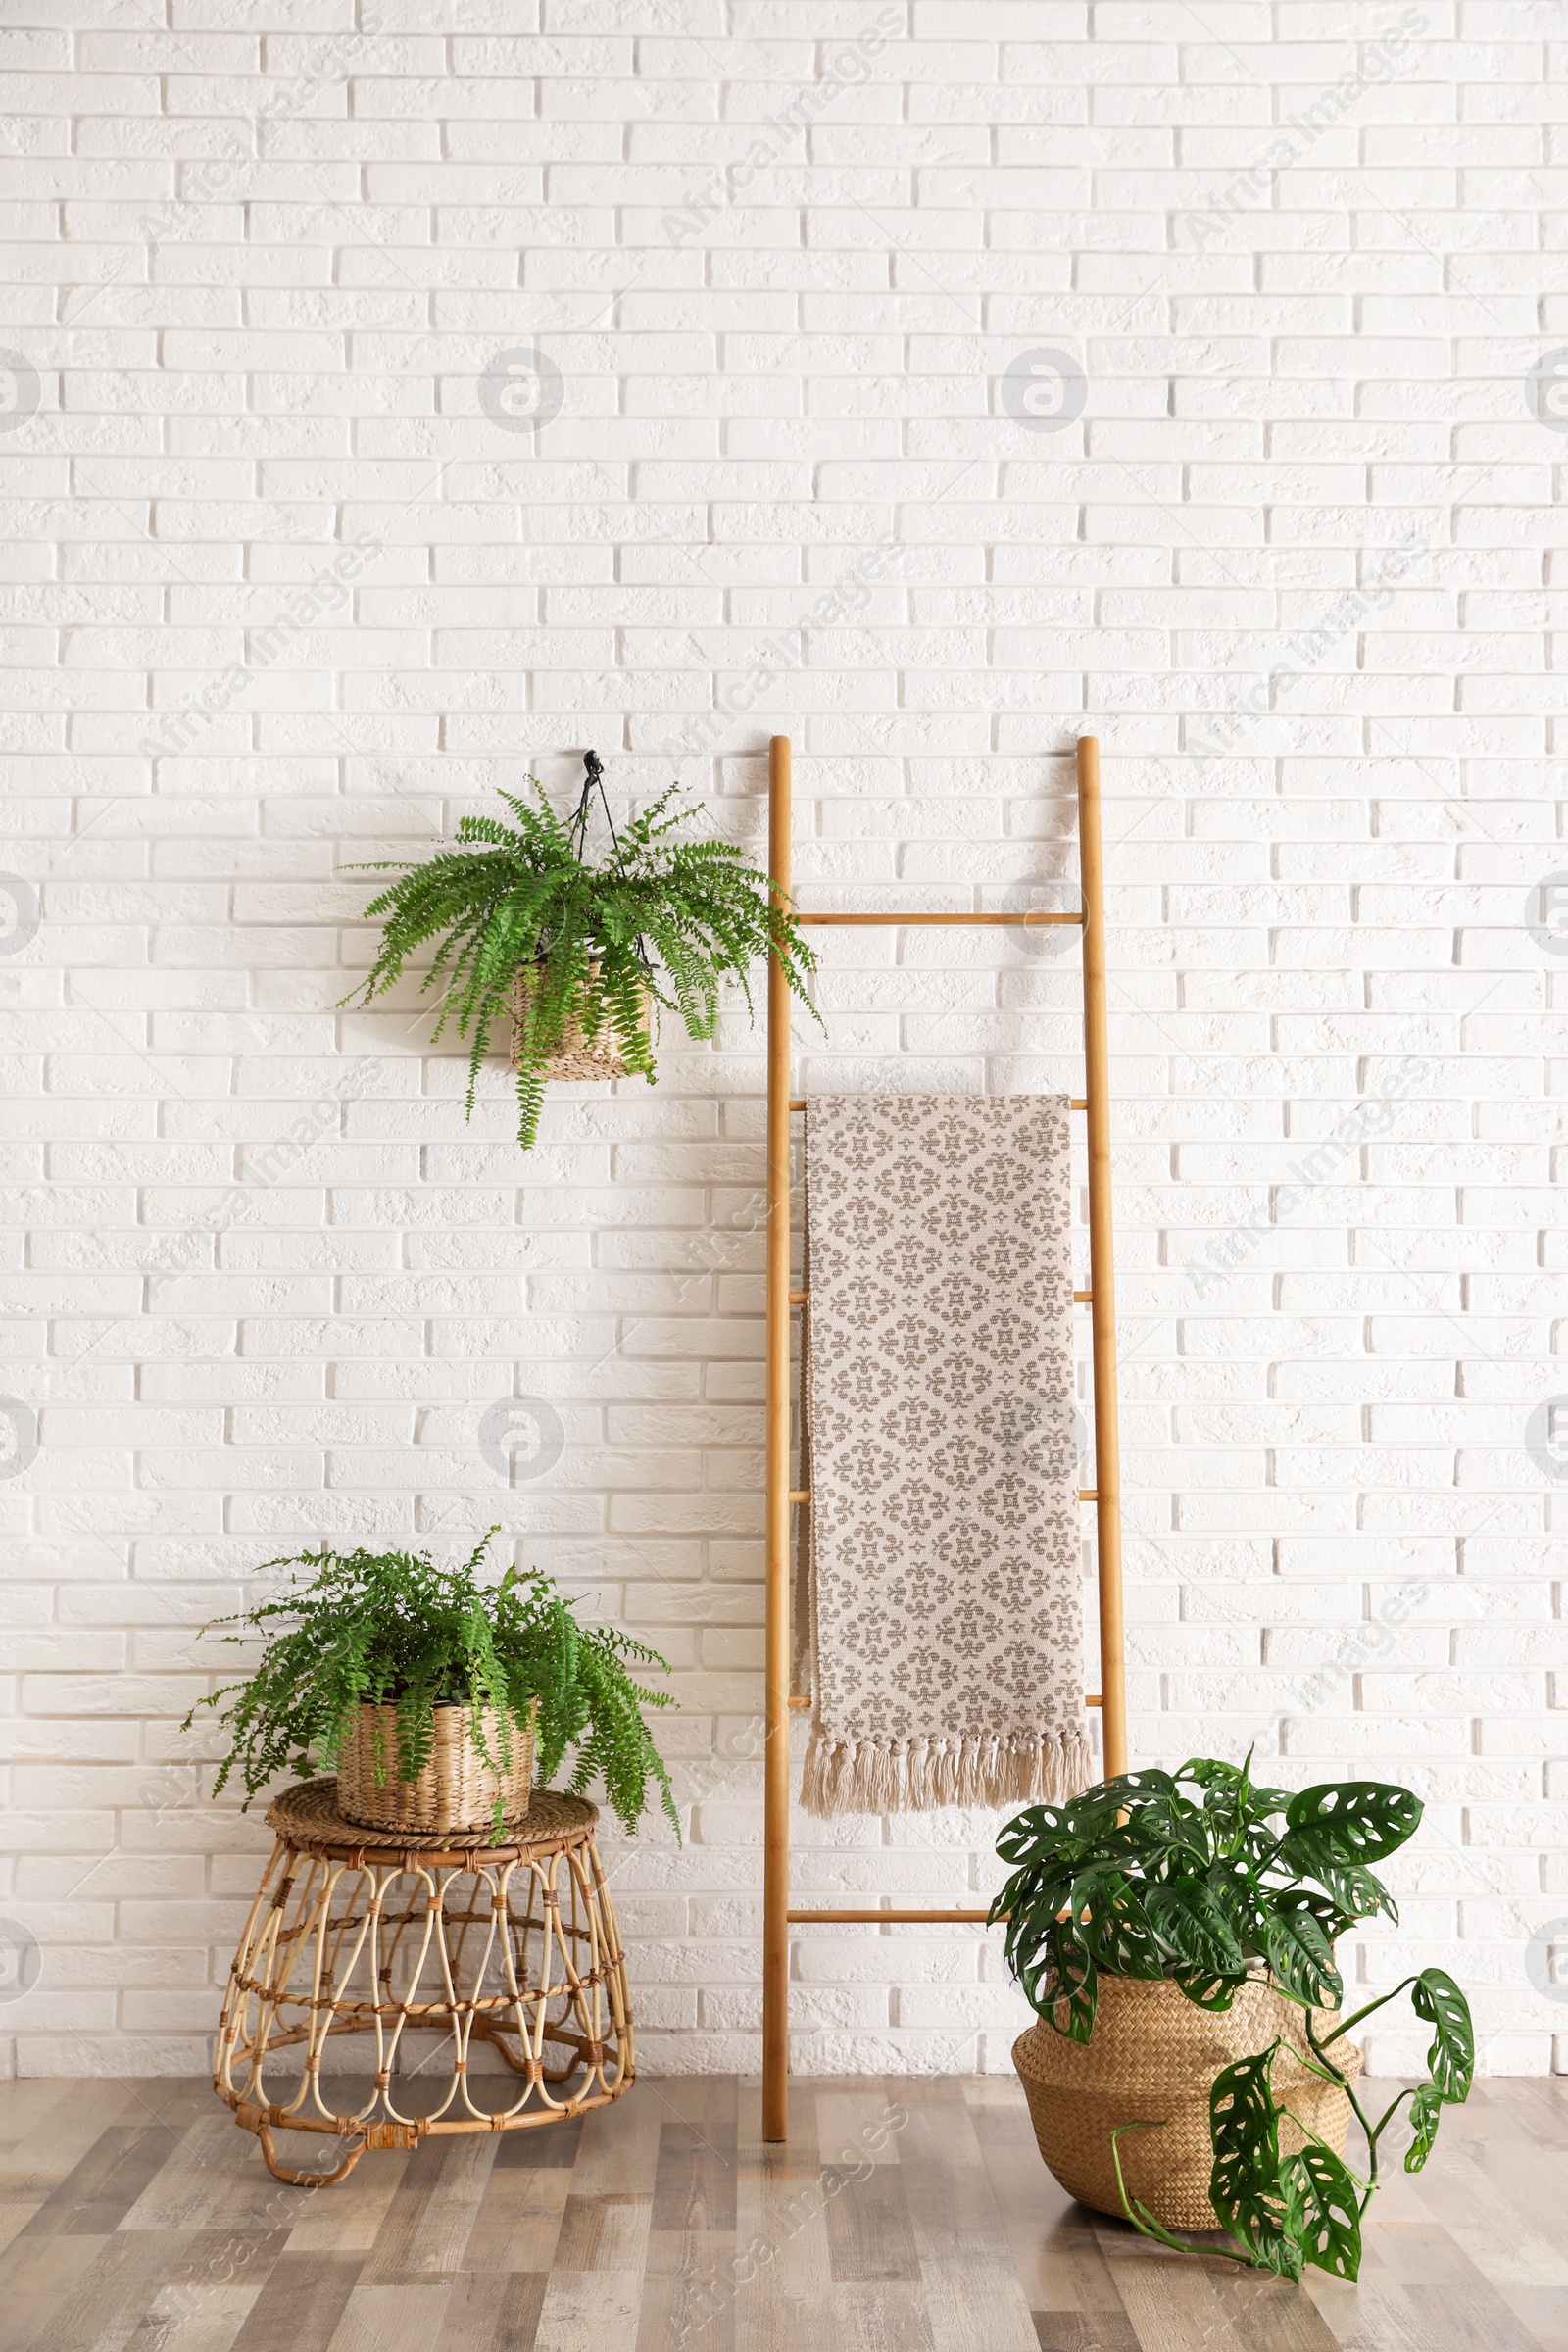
[
  {"left": 569, "top": 747, "right": 611, "bottom": 861},
  {"left": 566, "top": 749, "right": 654, "bottom": 978}
]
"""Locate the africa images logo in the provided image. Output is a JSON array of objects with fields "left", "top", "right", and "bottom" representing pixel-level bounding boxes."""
[
  {"left": 480, "top": 349, "right": 564, "bottom": 435},
  {"left": 1000, "top": 348, "right": 1087, "bottom": 434}
]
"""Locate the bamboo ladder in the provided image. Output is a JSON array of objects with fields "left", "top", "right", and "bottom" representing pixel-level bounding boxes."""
[{"left": 761, "top": 732, "right": 1127, "bottom": 2142}]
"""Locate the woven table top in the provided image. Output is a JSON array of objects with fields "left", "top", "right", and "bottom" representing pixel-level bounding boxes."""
[{"left": 266, "top": 1778, "right": 599, "bottom": 1859}]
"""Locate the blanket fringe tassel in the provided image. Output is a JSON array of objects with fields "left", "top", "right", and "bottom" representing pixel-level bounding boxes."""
[{"left": 799, "top": 1726, "right": 1095, "bottom": 1819}]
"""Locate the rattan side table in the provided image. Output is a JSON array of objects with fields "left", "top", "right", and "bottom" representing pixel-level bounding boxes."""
[{"left": 214, "top": 1779, "right": 634, "bottom": 2185}]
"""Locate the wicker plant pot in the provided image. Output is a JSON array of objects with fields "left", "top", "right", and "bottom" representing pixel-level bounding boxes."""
[
  {"left": 512, "top": 961, "right": 648, "bottom": 1083},
  {"left": 1012, "top": 1972, "right": 1362, "bottom": 2232},
  {"left": 336, "top": 1701, "right": 534, "bottom": 1836}
]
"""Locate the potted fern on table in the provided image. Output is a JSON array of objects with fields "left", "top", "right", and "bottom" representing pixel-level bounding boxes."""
[
  {"left": 345, "top": 750, "right": 818, "bottom": 1148},
  {"left": 184, "top": 1534, "right": 678, "bottom": 1842}
]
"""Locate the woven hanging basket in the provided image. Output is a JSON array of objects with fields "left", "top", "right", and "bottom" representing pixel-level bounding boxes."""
[
  {"left": 512, "top": 960, "right": 649, "bottom": 1084},
  {"left": 335, "top": 1701, "right": 534, "bottom": 1836},
  {"left": 1012, "top": 1971, "right": 1363, "bottom": 2232}
]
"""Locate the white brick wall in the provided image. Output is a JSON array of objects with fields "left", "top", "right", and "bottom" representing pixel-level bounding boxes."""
[{"left": 0, "top": 0, "right": 1563, "bottom": 2082}]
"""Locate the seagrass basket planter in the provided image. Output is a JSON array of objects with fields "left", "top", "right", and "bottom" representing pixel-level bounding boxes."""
[
  {"left": 512, "top": 960, "right": 650, "bottom": 1083},
  {"left": 1012, "top": 1972, "right": 1363, "bottom": 2232},
  {"left": 336, "top": 1701, "right": 534, "bottom": 1836}
]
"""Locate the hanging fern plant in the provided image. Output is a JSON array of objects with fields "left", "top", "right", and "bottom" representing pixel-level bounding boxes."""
[{"left": 344, "top": 751, "right": 819, "bottom": 1148}]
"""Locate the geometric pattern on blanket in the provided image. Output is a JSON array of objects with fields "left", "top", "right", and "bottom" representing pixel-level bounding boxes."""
[{"left": 797, "top": 1094, "right": 1093, "bottom": 1816}]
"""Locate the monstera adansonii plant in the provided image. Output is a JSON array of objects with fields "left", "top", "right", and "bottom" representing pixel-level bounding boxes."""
[{"left": 992, "top": 1754, "right": 1474, "bottom": 2281}]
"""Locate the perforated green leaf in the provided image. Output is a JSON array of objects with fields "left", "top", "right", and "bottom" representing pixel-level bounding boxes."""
[
  {"left": 1006, "top": 1880, "right": 1101, "bottom": 2041},
  {"left": 1049, "top": 1933, "right": 1098, "bottom": 2042},
  {"left": 1281, "top": 2142, "right": 1362, "bottom": 2280},
  {"left": 1260, "top": 1905, "right": 1342, "bottom": 2008},
  {"left": 1144, "top": 1877, "right": 1247, "bottom": 1978},
  {"left": 1249, "top": 2221, "right": 1305, "bottom": 2281},
  {"left": 1006, "top": 1897, "right": 1071, "bottom": 2009},
  {"left": 1071, "top": 1773, "right": 1193, "bottom": 1857},
  {"left": 1172, "top": 1966, "right": 1247, "bottom": 2011},
  {"left": 1246, "top": 1785, "right": 1296, "bottom": 1821},
  {"left": 1092, "top": 1767, "right": 1180, "bottom": 1805},
  {"left": 1279, "top": 1782, "right": 1422, "bottom": 1872},
  {"left": 1411, "top": 1968, "right": 1474, "bottom": 2103},
  {"left": 999, "top": 1868, "right": 1071, "bottom": 1991},
  {"left": 1209, "top": 2047, "right": 1280, "bottom": 2199},
  {"left": 995, "top": 1803, "right": 1068, "bottom": 1866},
  {"left": 1081, "top": 1879, "right": 1166, "bottom": 1979},
  {"left": 1209, "top": 2046, "right": 1302, "bottom": 2275},
  {"left": 1404, "top": 2080, "right": 1444, "bottom": 2172},
  {"left": 987, "top": 1867, "right": 1034, "bottom": 1938},
  {"left": 1182, "top": 1752, "right": 1293, "bottom": 1831},
  {"left": 1306, "top": 1859, "right": 1398, "bottom": 1927}
]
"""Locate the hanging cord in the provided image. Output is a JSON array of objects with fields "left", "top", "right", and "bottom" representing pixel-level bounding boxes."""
[
  {"left": 567, "top": 748, "right": 656, "bottom": 981},
  {"left": 568, "top": 747, "right": 622, "bottom": 863}
]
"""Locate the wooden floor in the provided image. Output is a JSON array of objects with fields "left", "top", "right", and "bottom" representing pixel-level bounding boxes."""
[{"left": 0, "top": 2072, "right": 1563, "bottom": 2351}]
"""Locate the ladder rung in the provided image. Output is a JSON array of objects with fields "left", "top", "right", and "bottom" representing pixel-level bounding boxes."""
[
  {"left": 789, "top": 1488, "right": 809, "bottom": 1502},
  {"left": 789, "top": 1291, "right": 808, "bottom": 1303},
  {"left": 787, "top": 1694, "right": 810, "bottom": 1709},
  {"left": 1073, "top": 1289, "right": 1092, "bottom": 1301},
  {"left": 788, "top": 1907, "right": 1002, "bottom": 1924},
  {"left": 796, "top": 913, "right": 1084, "bottom": 928}
]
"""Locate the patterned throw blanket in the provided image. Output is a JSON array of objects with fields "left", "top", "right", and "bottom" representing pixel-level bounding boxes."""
[{"left": 796, "top": 1095, "right": 1092, "bottom": 1816}]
